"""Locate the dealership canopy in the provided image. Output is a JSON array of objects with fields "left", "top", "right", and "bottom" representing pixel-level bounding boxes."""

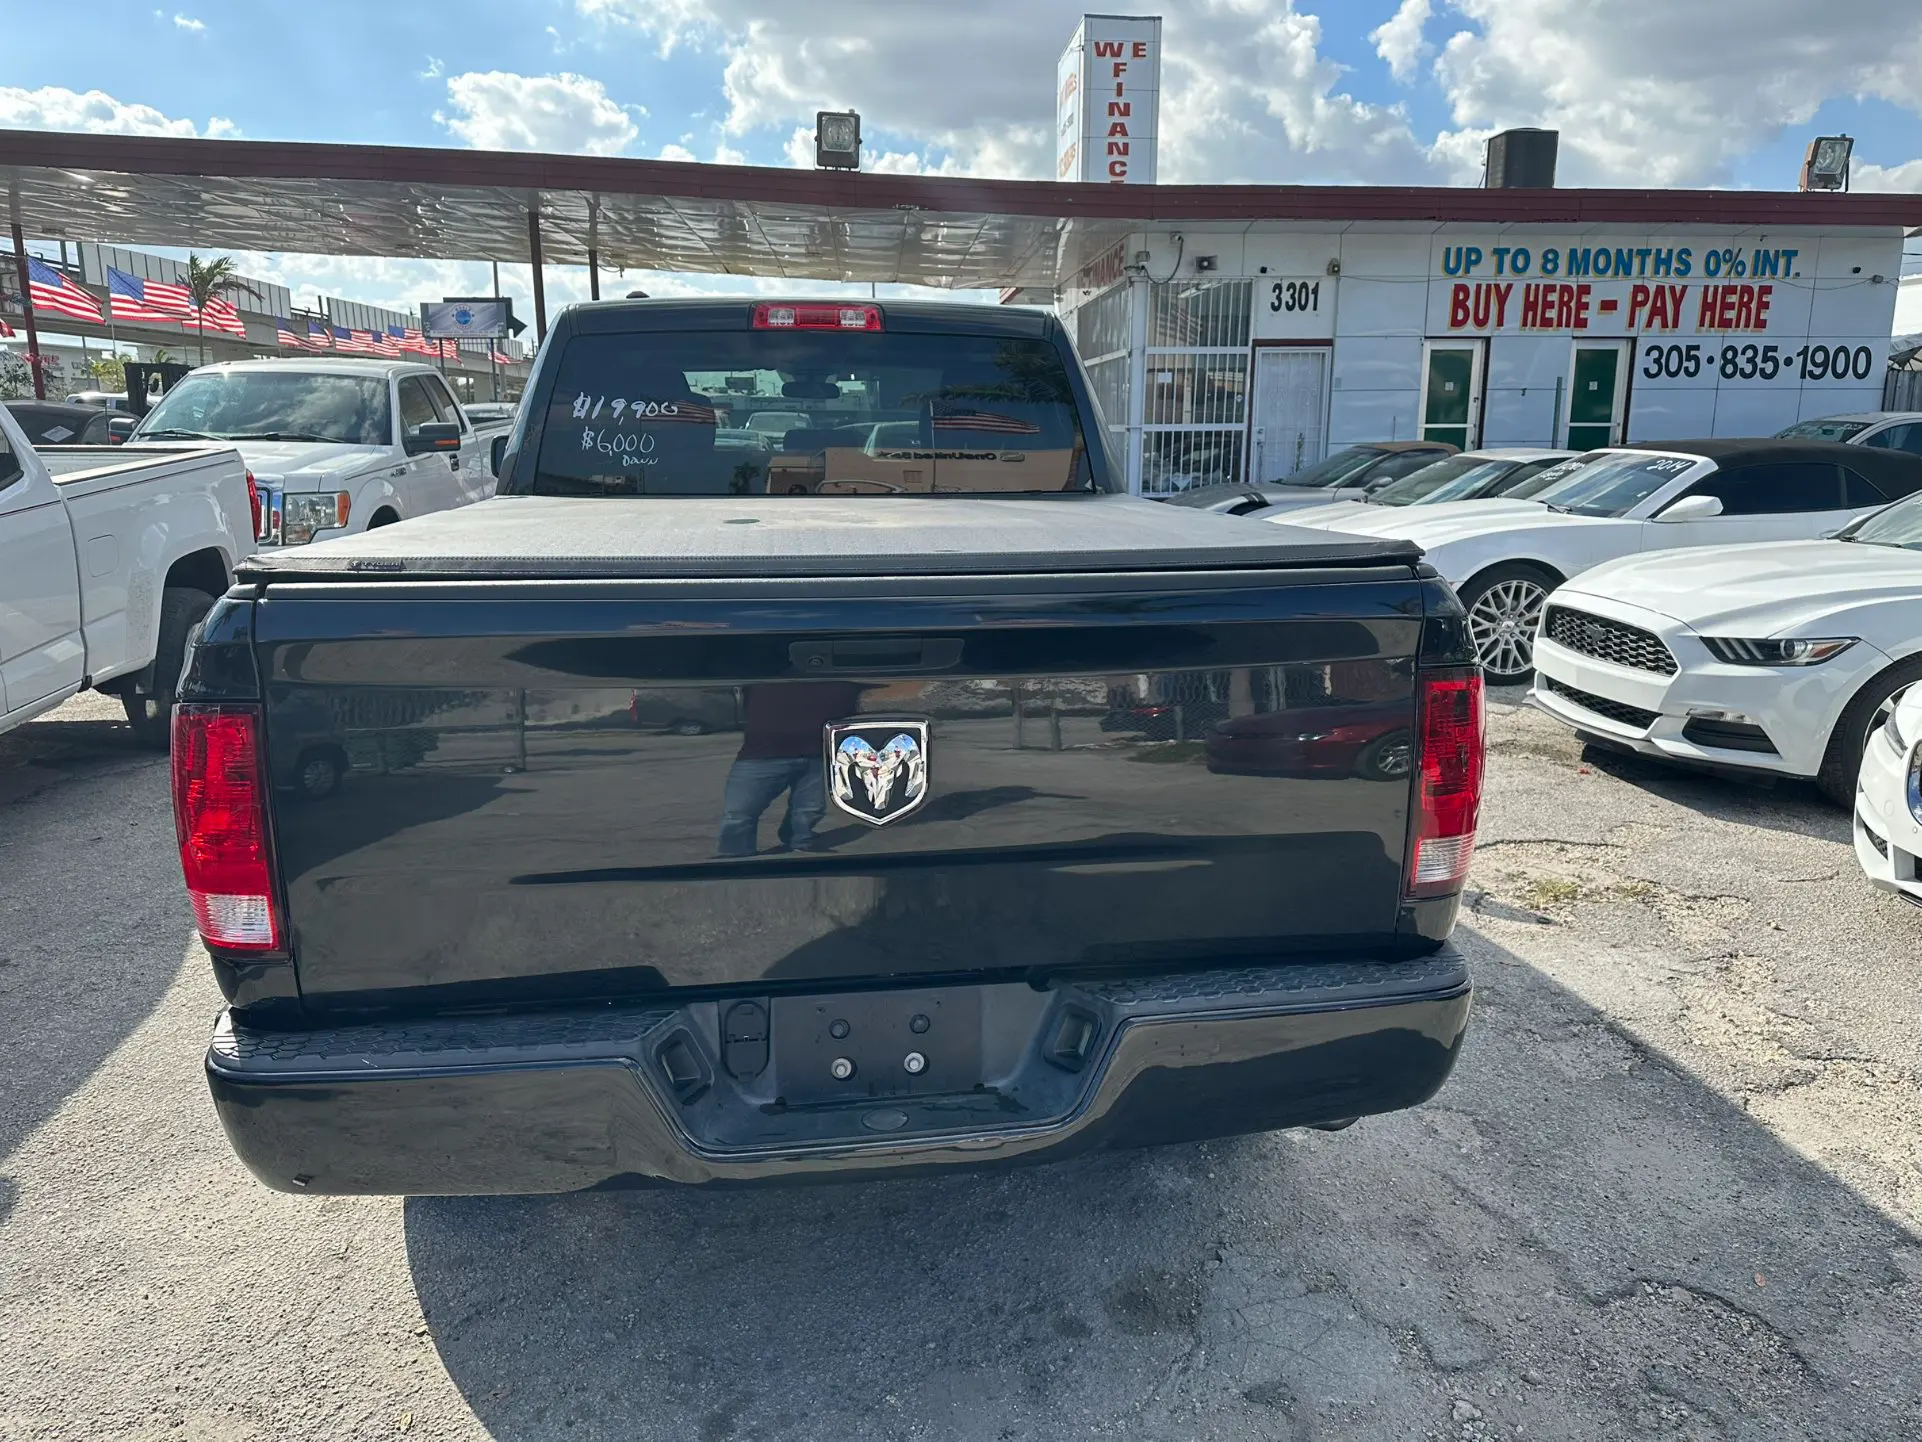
[{"left": 7, "top": 128, "right": 1922, "bottom": 295}]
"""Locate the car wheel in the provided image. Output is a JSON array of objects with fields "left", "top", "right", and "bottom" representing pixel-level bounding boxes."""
[
  {"left": 1356, "top": 728, "right": 1414, "bottom": 780},
  {"left": 1815, "top": 656, "right": 1922, "bottom": 809},
  {"left": 295, "top": 746, "right": 346, "bottom": 800},
  {"left": 122, "top": 586, "right": 216, "bottom": 750},
  {"left": 1460, "top": 563, "right": 1559, "bottom": 685}
]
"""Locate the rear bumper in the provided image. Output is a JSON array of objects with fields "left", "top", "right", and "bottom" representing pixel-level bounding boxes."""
[{"left": 206, "top": 947, "right": 1472, "bottom": 1195}]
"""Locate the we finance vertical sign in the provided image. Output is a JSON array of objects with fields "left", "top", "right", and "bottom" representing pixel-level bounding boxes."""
[{"left": 1056, "top": 14, "right": 1162, "bottom": 184}]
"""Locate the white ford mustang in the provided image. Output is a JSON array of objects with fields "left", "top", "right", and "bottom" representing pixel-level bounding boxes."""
[
  {"left": 1855, "top": 683, "right": 1922, "bottom": 904},
  {"left": 1286, "top": 440, "right": 1922, "bottom": 683},
  {"left": 1526, "top": 490, "right": 1922, "bottom": 805}
]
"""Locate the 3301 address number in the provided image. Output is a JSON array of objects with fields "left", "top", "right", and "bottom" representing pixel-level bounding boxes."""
[
  {"left": 1641, "top": 342, "right": 1876, "bottom": 383},
  {"left": 1269, "top": 281, "right": 1321, "bottom": 313}
]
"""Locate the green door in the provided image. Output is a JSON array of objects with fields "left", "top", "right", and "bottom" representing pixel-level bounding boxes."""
[
  {"left": 1567, "top": 346, "right": 1622, "bottom": 451},
  {"left": 1422, "top": 347, "right": 1476, "bottom": 448}
]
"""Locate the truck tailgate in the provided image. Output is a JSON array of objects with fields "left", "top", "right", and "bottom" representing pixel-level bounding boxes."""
[{"left": 255, "top": 564, "right": 1429, "bottom": 1008}]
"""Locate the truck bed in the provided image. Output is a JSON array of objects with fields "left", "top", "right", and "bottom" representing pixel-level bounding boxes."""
[{"left": 236, "top": 493, "right": 1423, "bottom": 581}]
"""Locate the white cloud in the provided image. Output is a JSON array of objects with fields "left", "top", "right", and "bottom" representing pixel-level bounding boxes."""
[
  {"left": 1371, "top": 0, "right": 1431, "bottom": 83},
  {"left": 578, "top": 0, "right": 1922, "bottom": 191},
  {"left": 656, "top": 143, "right": 699, "bottom": 163},
  {"left": 1433, "top": 0, "right": 1922, "bottom": 186},
  {"left": 172, "top": 13, "right": 204, "bottom": 31},
  {"left": 420, "top": 56, "right": 444, "bottom": 80},
  {"left": 1853, "top": 156, "right": 1922, "bottom": 192},
  {"left": 0, "top": 85, "right": 233, "bottom": 139},
  {"left": 575, "top": 0, "right": 1431, "bottom": 184},
  {"left": 438, "top": 71, "right": 640, "bottom": 155}
]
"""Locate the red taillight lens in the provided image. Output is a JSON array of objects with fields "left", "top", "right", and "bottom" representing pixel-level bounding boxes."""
[
  {"left": 171, "top": 705, "right": 283, "bottom": 951},
  {"left": 751, "top": 303, "right": 883, "bottom": 331},
  {"left": 1408, "top": 671, "right": 1485, "bottom": 898},
  {"left": 246, "top": 470, "right": 261, "bottom": 540}
]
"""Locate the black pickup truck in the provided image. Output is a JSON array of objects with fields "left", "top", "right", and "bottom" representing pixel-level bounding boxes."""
[{"left": 172, "top": 299, "right": 1483, "bottom": 1194}]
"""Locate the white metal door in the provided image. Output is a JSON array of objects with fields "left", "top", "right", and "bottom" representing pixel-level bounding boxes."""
[{"left": 1249, "top": 348, "right": 1327, "bottom": 483}]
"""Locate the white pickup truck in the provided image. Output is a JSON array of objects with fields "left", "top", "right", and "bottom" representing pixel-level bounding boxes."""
[
  {"left": 0, "top": 402, "right": 254, "bottom": 745},
  {"left": 127, "top": 358, "right": 493, "bottom": 547}
]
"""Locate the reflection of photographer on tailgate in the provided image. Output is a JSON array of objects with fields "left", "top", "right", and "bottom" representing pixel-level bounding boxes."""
[{"left": 715, "top": 682, "right": 864, "bottom": 856}]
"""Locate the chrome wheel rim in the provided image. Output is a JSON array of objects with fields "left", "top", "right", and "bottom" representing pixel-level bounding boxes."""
[{"left": 1467, "top": 578, "right": 1547, "bottom": 680}]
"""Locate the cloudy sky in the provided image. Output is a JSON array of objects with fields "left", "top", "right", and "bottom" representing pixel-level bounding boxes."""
[{"left": 4, "top": 0, "right": 1921, "bottom": 319}]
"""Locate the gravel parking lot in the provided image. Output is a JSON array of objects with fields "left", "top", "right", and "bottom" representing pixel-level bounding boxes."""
[{"left": 3, "top": 688, "right": 1919, "bottom": 1440}]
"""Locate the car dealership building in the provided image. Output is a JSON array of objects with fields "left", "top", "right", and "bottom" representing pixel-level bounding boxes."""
[
  {"left": 1052, "top": 212, "right": 1910, "bottom": 494},
  {"left": 3, "top": 112, "right": 1917, "bottom": 494}
]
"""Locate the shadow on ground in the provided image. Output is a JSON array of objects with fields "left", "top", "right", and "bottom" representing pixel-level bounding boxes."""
[
  {"left": 0, "top": 714, "right": 185, "bottom": 1230},
  {"left": 406, "top": 929, "right": 1922, "bottom": 1442}
]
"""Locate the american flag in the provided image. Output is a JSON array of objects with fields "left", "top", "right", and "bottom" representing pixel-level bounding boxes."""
[
  {"left": 368, "top": 328, "right": 401, "bottom": 357},
  {"left": 932, "top": 405, "right": 1041, "bottom": 436},
  {"left": 399, "top": 327, "right": 435, "bottom": 356},
  {"left": 488, "top": 348, "right": 515, "bottom": 365},
  {"left": 107, "top": 266, "right": 197, "bottom": 323},
  {"left": 332, "top": 326, "right": 375, "bottom": 355},
  {"left": 275, "top": 318, "right": 304, "bottom": 347},
  {"left": 0, "top": 317, "right": 13, "bottom": 338},
  {"left": 189, "top": 294, "right": 250, "bottom": 339},
  {"left": 25, "top": 257, "right": 105, "bottom": 324},
  {"left": 307, "top": 321, "right": 333, "bottom": 348}
]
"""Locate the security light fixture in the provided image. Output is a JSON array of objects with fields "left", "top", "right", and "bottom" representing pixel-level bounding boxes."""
[
  {"left": 1799, "top": 135, "right": 1853, "bottom": 192},
  {"left": 815, "top": 111, "right": 862, "bottom": 171}
]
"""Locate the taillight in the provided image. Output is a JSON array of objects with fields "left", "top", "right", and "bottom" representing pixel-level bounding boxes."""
[
  {"left": 246, "top": 470, "right": 262, "bottom": 540},
  {"left": 1408, "top": 671, "right": 1485, "bottom": 898},
  {"left": 171, "top": 705, "right": 283, "bottom": 951},
  {"left": 752, "top": 303, "right": 883, "bottom": 331}
]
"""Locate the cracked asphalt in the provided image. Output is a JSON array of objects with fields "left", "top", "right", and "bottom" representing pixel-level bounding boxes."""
[{"left": 3, "top": 687, "right": 1920, "bottom": 1440}]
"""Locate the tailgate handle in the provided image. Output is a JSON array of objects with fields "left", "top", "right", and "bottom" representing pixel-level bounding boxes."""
[{"left": 788, "top": 637, "right": 962, "bottom": 674}]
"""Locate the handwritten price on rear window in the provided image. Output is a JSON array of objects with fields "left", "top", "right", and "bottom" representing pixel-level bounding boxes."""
[
  {"left": 571, "top": 394, "right": 683, "bottom": 422},
  {"left": 580, "top": 427, "right": 658, "bottom": 465}
]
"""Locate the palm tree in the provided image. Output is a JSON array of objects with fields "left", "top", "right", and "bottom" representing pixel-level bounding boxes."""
[{"left": 185, "top": 253, "right": 262, "bottom": 365}]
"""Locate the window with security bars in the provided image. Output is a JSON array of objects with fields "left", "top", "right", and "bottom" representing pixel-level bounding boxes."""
[
  {"left": 1084, "top": 355, "right": 1128, "bottom": 444},
  {"left": 1143, "top": 353, "right": 1249, "bottom": 427},
  {"left": 1144, "top": 430, "right": 1244, "bottom": 493},
  {"left": 1148, "top": 280, "right": 1252, "bottom": 349},
  {"left": 1076, "top": 284, "right": 1133, "bottom": 363},
  {"left": 1142, "top": 280, "right": 1253, "bottom": 495}
]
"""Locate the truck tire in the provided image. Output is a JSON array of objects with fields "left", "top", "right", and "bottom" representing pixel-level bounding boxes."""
[
  {"left": 1459, "top": 562, "right": 1560, "bottom": 686},
  {"left": 1815, "top": 656, "right": 1922, "bottom": 809},
  {"left": 123, "top": 586, "right": 216, "bottom": 750}
]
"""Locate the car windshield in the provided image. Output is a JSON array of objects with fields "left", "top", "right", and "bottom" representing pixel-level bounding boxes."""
[
  {"left": 1777, "top": 417, "right": 1871, "bottom": 443},
  {"left": 135, "top": 371, "right": 391, "bottom": 447},
  {"left": 1276, "top": 446, "right": 1387, "bottom": 489},
  {"left": 1527, "top": 451, "right": 1700, "bottom": 517},
  {"left": 1368, "top": 455, "right": 1514, "bottom": 506},
  {"left": 1841, "top": 490, "right": 1922, "bottom": 550},
  {"left": 530, "top": 330, "right": 1108, "bottom": 496}
]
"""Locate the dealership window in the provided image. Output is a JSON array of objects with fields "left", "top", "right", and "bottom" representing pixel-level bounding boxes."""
[
  {"left": 1420, "top": 340, "right": 1484, "bottom": 450},
  {"left": 1076, "top": 283, "right": 1133, "bottom": 464},
  {"left": 1143, "top": 279, "right": 1252, "bottom": 494},
  {"left": 1566, "top": 340, "right": 1632, "bottom": 451}
]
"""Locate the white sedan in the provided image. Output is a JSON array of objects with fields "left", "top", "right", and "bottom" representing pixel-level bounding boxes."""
[
  {"left": 1527, "top": 490, "right": 1922, "bottom": 805},
  {"left": 1855, "top": 683, "right": 1922, "bottom": 905},
  {"left": 1289, "top": 439, "right": 1922, "bottom": 683}
]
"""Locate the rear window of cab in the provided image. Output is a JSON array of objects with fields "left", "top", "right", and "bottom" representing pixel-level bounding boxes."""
[{"left": 527, "top": 327, "right": 1111, "bottom": 497}]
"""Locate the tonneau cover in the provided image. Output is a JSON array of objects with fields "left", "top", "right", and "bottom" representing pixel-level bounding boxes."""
[{"left": 239, "top": 494, "right": 1423, "bottom": 581}]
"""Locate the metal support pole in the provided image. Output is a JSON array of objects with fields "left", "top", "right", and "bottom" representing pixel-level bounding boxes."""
[
  {"left": 10, "top": 218, "right": 46, "bottom": 399},
  {"left": 587, "top": 196, "right": 600, "bottom": 301},
  {"left": 490, "top": 260, "right": 504, "bottom": 402},
  {"left": 528, "top": 207, "right": 547, "bottom": 341},
  {"left": 1125, "top": 267, "right": 1151, "bottom": 495}
]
